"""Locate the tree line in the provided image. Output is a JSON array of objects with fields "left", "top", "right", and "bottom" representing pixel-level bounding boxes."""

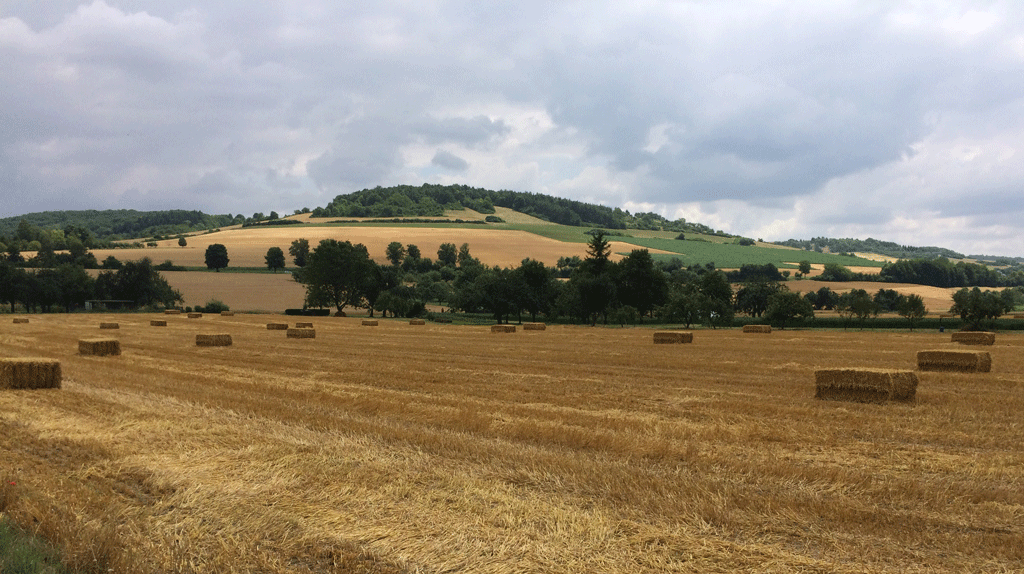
[{"left": 286, "top": 232, "right": 1015, "bottom": 330}]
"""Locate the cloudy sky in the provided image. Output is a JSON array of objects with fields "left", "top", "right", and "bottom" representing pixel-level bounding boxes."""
[{"left": 2, "top": 1, "right": 1023, "bottom": 256}]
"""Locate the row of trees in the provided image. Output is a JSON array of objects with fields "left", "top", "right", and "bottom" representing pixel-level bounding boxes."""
[{"left": 0, "top": 258, "right": 181, "bottom": 313}]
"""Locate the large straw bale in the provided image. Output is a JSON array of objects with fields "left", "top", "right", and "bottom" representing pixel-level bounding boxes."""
[
  {"left": 99, "top": 322, "right": 119, "bottom": 329},
  {"left": 1013, "top": 314, "right": 1024, "bottom": 319},
  {"left": 523, "top": 323, "right": 546, "bottom": 331},
  {"left": 362, "top": 320, "right": 378, "bottom": 326},
  {"left": 951, "top": 331, "right": 995, "bottom": 346},
  {"left": 266, "top": 323, "right": 289, "bottom": 330},
  {"left": 287, "top": 328, "right": 316, "bottom": 339},
  {"left": 79, "top": 338, "right": 121, "bottom": 357},
  {"left": 743, "top": 325, "right": 772, "bottom": 333},
  {"left": 12, "top": 318, "right": 29, "bottom": 324},
  {"left": 0, "top": 358, "right": 61, "bottom": 390},
  {"left": 295, "top": 322, "right": 314, "bottom": 328},
  {"left": 654, "top": 332, "right": 693, "bottom": 344},
  {"left": 188, "top": 313, "right": 202, "bottom": 319},
  {"left": 164, "top": 309, "right": 181, "bottom": 315},
  {"left": 491, "top": 324, "right": 516, "bottom": 333},
  {"left": 815, "top": 368, "right": 917, "bottom": 403},
  {"left": 220, "top": 311, "right": 234, "bottom": 317},
  {"left": 917, "top": 350, "right": 991, "bottom": 373},
  {"left": 150, "top": 320, "right": 167, "bottom": 327},
  {"left": 196, "top": 333, "right": 232, "bottom": 347},
  {"left": 409, "top": 319, "right": 426, "bottom": 325}
]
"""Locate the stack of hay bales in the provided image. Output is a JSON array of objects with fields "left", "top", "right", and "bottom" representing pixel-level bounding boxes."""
[
  {"left": 188, "top": 313, "right": 202, "bottom": 319},
  {"left": 743, "top": 325, "right": 772, "bottom": 333},
  {"left": 815, "top": 368, "right": 918, "bottom": 403},
  {"left": 79, "top": 338, "right": 121, "bottom": 356},
  {"left": 220, "top": 311, "right": 234, "bottom": 317},
  {"left": 295, "top": 322, "right": 314, "bottom": 328},
  {"left": 917, "top": 350, "right": 991, "bottom": 373},
  {"left": 523, "top": 323, "right": 546, "bottom": 331},
  {"left": 12, "top": 318, "right": 29, "bottom": 324},
  {"left": 362, "top": 320, "right": 378, "bottom": 326},
  {"left": 99, "top": 322, "right": 119, "bottom": 329},
  {"left": 150, "top": 320, "right": 167, "bottom": 327},
  {"left": 409, "top": 319, "right": 426, "bottom": 325},
  {"left": 491, "top": 325, "right": 516, "bottom": 333},
  {"left": 951, "top": 331, "right": 995, "bottom": 346},
  {"left": 654, "top": 332, "right": 693, "bottom": 344},
  {"left": 266, "top": 323, "right": 289, "bottom": 330},
  {"left": 196, "top": 334, "right": 232, "bottom": 347},
  {"left": 0, "top": 358, "right": 61, "bottom": 390},
  {"left": 287, "top": 328, "right": 315, "bottom": 339},
  {"left": 164, "top": 309, "right": 181, "bottom": 315}
]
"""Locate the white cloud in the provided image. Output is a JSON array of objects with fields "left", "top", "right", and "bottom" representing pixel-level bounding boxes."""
[{"left": 1, "top": 1, "right": 1023, "bottom": 256}]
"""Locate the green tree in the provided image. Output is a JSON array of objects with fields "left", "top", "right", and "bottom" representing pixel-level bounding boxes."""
[
  {"left": 696, "top": 270, "right": 734, "bottom": 328},
  {"left": 437, "top": 243, "right": 457, "bottom": 267},
  {"left": 178, "top": 236, "right": 187, "bottom": 247},
  {"left": 265, "top": 246, "right": 286, "bottom": 273},
  {"left": 764, "top": 289, "right": 814, "bottom": 329},
  {"left": 950, "top": 287, "right": 1008, "bottom": 330},
  {"left": 585, "top": 231, "right": 612, "bottom": 273},
  {"left": 289, "top": 238, "right": 310, "bottom": 267},
  {"left": 616, "top": 249, "right": 668, "bottom": 319},
  {"left": 94, "top": 258, "right": 182, "bottom": 308},
  {"left": 896, "top": 293, "right": 927, "bottom": 331},
  {"left": 54, "top": 263, "right": 95, "bottom": 312},
  {"left": 798, "top": 260, "right": 812, "bottom": 275},
  {"left": 204, "top": 244, "right": 229, "bottom": 271},
  {"left": 837, "top": 289, "right": 878, "bottom": 330},
  {"left": 734, "top": 280, "right": 783, "bottom": 318},
  {"left": 298, "top": 239, "right": 378, "bottom": 313},
  {"left": 516, "top": 258, "right": 555, "bottom": 322},
  {"left": 386, "top": 241, "right": 406, "bottom": 266}
]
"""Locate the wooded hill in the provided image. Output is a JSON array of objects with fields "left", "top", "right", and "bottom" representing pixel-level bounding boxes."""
[
  {"left": 777, "top": 237, "right": 965, "bottom": 260},
  {"left": 0, "top": 209, "right": 240, "bottom": 242},
  {"left": 310, "top": 183, "right": 728, "bottom": 237}
]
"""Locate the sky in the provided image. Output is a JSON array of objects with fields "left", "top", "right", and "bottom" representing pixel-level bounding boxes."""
[{"left": 1, "top": 1, "right": 1023, "bottom": 256}]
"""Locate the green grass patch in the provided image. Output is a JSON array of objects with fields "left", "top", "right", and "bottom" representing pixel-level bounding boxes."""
[
  {"left": 0, "top": 516, "right": 70, "bottom": 574},
  {"left": 617, "top": 237, "right": 883, "bottom": 269},
  {"left": 180, "top": 266, "right": 297, "bottom": 274}
]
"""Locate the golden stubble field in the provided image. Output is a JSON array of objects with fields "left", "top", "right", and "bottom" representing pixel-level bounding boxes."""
[{"left": 1, "top": 315, "right": 1022, "bottom": 573}]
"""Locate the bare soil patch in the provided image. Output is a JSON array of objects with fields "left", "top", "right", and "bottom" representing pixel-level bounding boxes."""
[{"left": 788, "top": 280, "right": 960, "bottom": 313}]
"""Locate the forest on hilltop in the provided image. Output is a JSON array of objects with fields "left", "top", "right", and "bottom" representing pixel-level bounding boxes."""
[{"left": 310, "top": 183, "right": 729, "bottom": 236}]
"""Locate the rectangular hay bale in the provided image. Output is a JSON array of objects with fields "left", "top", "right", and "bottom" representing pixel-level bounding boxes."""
[
  {"left": 0, "top": 358, "right": 61, "bottom": 390},
  {"left": 654, "top": 332, "right": 693, "bottom": 344},
  {"left": 743, "top": 325, "right": 772, "bottom": 333},
  {"left": 409, "top": 319, "right": 426, "bottom": 325},
  {"left": 164, "top": 309, "right": 181, "bottom": 315},
  {"left": 12, "top": 318, "right": 29, "bottom": 324},
  {"left": 815, "top": 368, "right": 918, "bottom": 403},
  {"left": 361, "top": 320, "right": 378, "bottom": 326},
  {"left": 150, "top": 320, "right": 167, "bottom": 327},
  {"left": 523, "top": 323, "right": 546, "bottom": 331},
  {"left": 951, "top": 331, "right": 995, "bottom": 346},
  {"left": 491, "top": 324, "right": 516, "bottom": 333},
  {"left": 79, "top": 338, "right": 121, "bottom": 357},
  {"left": 188, "top": 313, "right": 203, "bottom": 319},
  {"left": 295, "top": 322, "right": 314, "bottom": 328},
  {"left": 287, "top": 328, "right": 316, "bottom": 339},
  {"left": 99, "top": 322, "right": 119, "bottom": 329},
  {"left": 917, "top": 350, "right": 991, "bottom": 373},
  {"left": 196, "top": 333, "right": 232, "bottom": 347},
  {"left": 266, "top": 323, "right": 289, "bottom": 330}
]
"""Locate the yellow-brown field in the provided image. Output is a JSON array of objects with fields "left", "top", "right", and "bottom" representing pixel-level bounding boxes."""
[
  {"left": 1, "top": 315, "right": 1022, "bottom": 573},
  {"left": 91, "top": 226, "right": 597, "bottom": 269}
]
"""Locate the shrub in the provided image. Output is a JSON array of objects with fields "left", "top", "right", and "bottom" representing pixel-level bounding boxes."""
[
  {"left": 199, "top": 299, "right": 229, "bottom": 314},
  {"left": 484, "top": 215, "right": 504, "bottom": 223}
]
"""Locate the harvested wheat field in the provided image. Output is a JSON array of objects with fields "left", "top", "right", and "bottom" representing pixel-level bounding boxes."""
[
  {"left": 92, "top": 225, "right": 602, "bottom": 269},
  {"left": 0, "top": 315, "right": 1022, "bottom": 573}
]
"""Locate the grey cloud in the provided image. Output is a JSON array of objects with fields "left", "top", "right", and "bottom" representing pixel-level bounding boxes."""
[
  {"left": 431, "top": 150, "right": 469, "bottom": 171},
  {"left": 412, "top": 116, "right": 509, "bottom": 147}
]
